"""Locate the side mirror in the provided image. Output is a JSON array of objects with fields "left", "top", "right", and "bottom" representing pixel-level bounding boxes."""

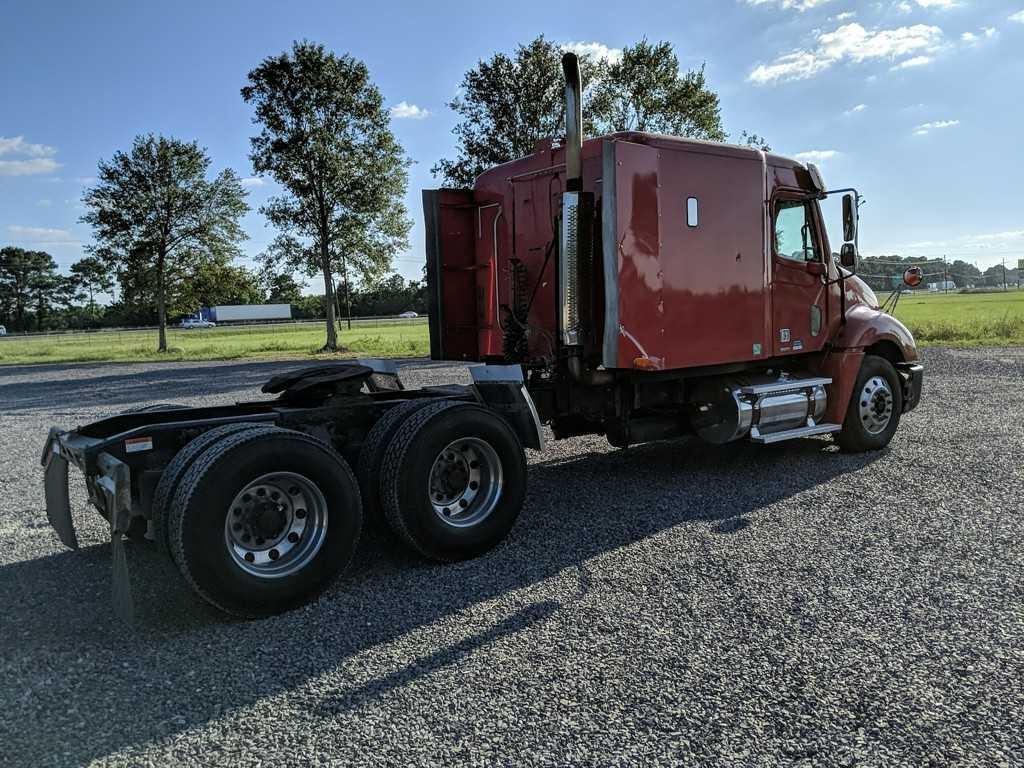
[
  {"left": 840, "top": 243, "right": 857, "bottom": 268},
  {"left": 842, "top": 194, "right": 856, "bottom": 243},
  {"left": 903, "top": 266, "right": 924, "bottom": 288}
]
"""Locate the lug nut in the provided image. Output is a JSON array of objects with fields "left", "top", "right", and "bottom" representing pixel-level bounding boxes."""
[
  {"left": 269, "top": 549, "right": 280, "bottom": 560},
  {"left": 244, "top": 552, "right": 255, "bottom": 563},
  {"left": 287, "top": 532, "right": 299, "bottom": 543},
  {"left": 295, "top": 509, "right": 306, "bottom": 519}
]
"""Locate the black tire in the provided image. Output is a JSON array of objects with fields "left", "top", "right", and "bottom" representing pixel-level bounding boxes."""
[
  {"left": 380, "top": 401, "right": 527, "bottom": 562},
  {"left": 151, "top": 422, "right": 275, "bottom": 556},
  {"left": 356, "top": 398, "right": 441, "bottom": 524},
  {"left": 836, "top": 355, "right": 904, "bottom": 453},
  {"left": 168, "top": 428, "right": 362, "bottom": 617}
]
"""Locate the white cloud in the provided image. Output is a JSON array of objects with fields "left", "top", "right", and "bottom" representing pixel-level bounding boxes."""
[
  {"left": 0, "top": 136, "right": 56, "bottom": 158},
  {"left": 832, "top": 11, "right": 856, "bottom": 21},
  {"left": 390, "top": 101, "right": 431, "bottom": 120},
  {"left": 915, "top": 0, "right": 959, "bottom": 7},
  {"left": 794, "top": 149, "right": 839, "bottom": 162},
  {"left": 0, "top": 158, "right": 61, "bottom": 176},
  {"left": 913, "top": 119, "right": 960, "bottom": 135},
  {"left": 962, "top": 27, "right": 997, "bottom": 44},
  {"left": 749, "top": 22, "right": 944, "bottom": 83},
  {"left": 240, "top": 176, "right": 266, "bottom": 187},
  {"left": 744, "top": 0, "right": 833, "bottom": 11},
  {"left": 0, "top": 135, "right": 61, "bottom": 176},
  {"left": 1011, "top": 10, "right": 1024, "bottom": 23},
  {"left": 844, "top": 103, "right": 868, "bottom": 114},
  {"left": 6, "top": 225, "right": 79, "bottom": 246},
  {"left": 891, "top": 55, "right": 933, "bottom": 69},
  {"left": 561, "top": 41, "right": 623, "bottom": 63}
]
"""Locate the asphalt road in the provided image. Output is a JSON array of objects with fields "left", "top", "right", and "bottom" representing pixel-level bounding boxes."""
[{"left": 1, "top": 349, "right": 1021, "bottom": 767}]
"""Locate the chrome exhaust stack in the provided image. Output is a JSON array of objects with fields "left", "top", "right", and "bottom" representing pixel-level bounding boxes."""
[{"left": 559, "top": 52, "right": 584, "bottom": 348}]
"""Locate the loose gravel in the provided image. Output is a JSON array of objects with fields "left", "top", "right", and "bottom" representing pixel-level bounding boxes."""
[{"left": 0, "top": 349, "right": 1021, "bottom": 767}]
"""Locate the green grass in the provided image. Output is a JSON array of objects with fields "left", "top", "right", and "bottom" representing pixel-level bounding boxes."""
[
  {"left": 0, "top": 319, "right": 430, "bottom": 365},
  {"left": 884, "top": 289, "right": 1024, "bottom": 347}
]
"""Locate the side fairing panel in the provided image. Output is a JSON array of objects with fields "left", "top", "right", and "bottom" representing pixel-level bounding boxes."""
[
  {"left": 602, "top": 139, "right": 663, "bottom": 368},
  {"left": 602, "top": 139, "right": 768, "bottom": 370}
]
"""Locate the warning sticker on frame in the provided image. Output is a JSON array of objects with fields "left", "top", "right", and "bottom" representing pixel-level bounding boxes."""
[{"left": 124, "top": 437, "right": 153, "bottom": 453}]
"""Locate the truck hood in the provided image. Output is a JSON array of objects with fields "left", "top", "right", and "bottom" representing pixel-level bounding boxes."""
[{"left": 841, "top": 268, "right": 880, "bottom": 310}]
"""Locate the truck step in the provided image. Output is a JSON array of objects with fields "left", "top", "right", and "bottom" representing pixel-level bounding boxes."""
[
  {"left": 740, "top": 376, "right": 832, "bottom": 397},
  {"left": 749, "top": 422, "right": 842, "bottom": 444}
]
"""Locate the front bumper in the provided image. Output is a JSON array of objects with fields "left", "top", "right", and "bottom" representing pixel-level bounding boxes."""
[{"left": 896, "top": 362, "right": 924, "bottom": 413}]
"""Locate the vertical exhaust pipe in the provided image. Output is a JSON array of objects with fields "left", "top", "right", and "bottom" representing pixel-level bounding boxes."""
[
  {"left": 559, "top": 52, "right": 584, "bottom": 347},
  {"left": 562, "top": 52, "right": 583, "bottom": 193}
]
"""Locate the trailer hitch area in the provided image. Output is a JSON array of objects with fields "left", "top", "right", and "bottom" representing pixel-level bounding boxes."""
[{"left": 42, "top": 427, "right": 136, "bottom": 622}]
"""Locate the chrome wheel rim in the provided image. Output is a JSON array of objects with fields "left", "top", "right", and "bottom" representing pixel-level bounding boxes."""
[
  {"left": 224, "top": 471, "right": 328, "bottom": 579},
  {"left": 427, "top": 437, "right": 503, "bottom": 528},
  {"left": 859, "top": 376, "right": 894, "bottom": 435}
]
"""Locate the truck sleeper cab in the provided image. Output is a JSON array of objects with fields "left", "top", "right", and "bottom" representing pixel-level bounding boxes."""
[{"left": 40, "top": 52, "right": 922, "bottom": 620}]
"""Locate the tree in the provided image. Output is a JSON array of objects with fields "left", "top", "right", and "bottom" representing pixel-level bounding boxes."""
[
  {"left": 261, "top": 270, "right": 305, "bottom": 305},
  {"left": 81, "top": 134, "right": 248, "bottom": 351},
  {"left": 432, "top": 36, "right": 600, "bottom": 187},
  {"left": 177, "top": 261, "right": 263, "bottom": 312},
  {"left": 243, "top": 41, "right": 412, "bottom": 351},
  {"left": 433, "top": 37, "right": 752, "bottom": 187},
  {"left": 0, "top": 247, "right": 63, "bottom": 331},
  {"left": 69, "top": 256, "right": 114, "bottom": 307},
  {"left": 588, "top": 40, "right": 724, "bottom": 139}
]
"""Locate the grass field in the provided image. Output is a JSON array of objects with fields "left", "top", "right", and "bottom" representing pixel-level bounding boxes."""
[
  {"left": 885, "top": 289, "right": 1024, "bottom": 346},
  {"left": 1, "top": 290, "right": 1021, "bottom": 365},
  {"left": 0, "top": 318, "right": 430, "bottom": 365}
]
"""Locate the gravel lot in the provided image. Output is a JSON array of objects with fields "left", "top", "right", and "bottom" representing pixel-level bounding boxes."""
[{"left": 1, "top": 348, "right": 1022, "bottom": 767}]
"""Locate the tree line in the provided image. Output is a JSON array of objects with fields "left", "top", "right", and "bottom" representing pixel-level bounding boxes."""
[
  {"left": 2, "top": 36, "right": 771, "bottom": 348},
  {"left": 857, "top": 255, "right": 1019, "bottom": 293}
]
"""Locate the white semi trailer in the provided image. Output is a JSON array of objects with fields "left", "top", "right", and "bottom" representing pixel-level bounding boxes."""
[{"left": 209, "top": 304, "right": 292, "bottom": 323}]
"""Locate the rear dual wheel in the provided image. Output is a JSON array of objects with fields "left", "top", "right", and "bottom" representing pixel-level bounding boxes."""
[
  {"left": 378, "top": 401, "right": 527, "bottom": 562},
  {"left": 168, "top": 427, "right": 362, "bottom": 617}
]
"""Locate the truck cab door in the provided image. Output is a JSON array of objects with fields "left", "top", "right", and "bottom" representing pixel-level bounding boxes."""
[{"left": 770, "top": 198, "right": 829, "bottom": 357}]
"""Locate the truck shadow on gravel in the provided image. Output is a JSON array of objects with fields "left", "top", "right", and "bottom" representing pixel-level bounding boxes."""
[{"left": 0, "top": 436, "right": 878, "bottom": 766}]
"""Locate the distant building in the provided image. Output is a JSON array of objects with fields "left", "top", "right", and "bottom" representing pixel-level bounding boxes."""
[{"left": 926, "top": 280, "right": 957, "bottom": 292}]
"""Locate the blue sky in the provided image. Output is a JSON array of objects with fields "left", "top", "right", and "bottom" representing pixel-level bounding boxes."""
[{"left": 2, "top": 0, "right": 1023, "bottom": 293}]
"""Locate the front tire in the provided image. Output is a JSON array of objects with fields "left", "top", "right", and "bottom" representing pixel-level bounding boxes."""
[
  {"left": 836, "top": 355, "right": 903, "bottom": 453},
  {"left": 168, "top": 427, "right": 362, "bottom": 617},
  {"left": 380, "top": 401, "right": 527, "bottom": 562}
]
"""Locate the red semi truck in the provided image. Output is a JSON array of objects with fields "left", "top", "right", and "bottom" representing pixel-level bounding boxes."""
[{"left": 42, "top": 54, "right": 922, "bottom": 618}]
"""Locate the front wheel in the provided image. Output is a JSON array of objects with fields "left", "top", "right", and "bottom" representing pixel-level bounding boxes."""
[
  {"left": 835, "top": 355, "right": 904, "bottom": 453},
  {"left": 168, "top": 427, "right": 363, "bottom": 617}
]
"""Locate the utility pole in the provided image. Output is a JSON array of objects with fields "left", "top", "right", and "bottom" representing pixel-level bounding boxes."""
[{"left": 943, "top": 255, "right": 948, "bottom": 294}]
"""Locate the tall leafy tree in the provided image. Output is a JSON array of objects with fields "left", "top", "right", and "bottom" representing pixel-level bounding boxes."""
[
  {"left": 69, "top": 255, "right": 114, "bottom": 308},
  {"left": 432, "top": 36, "right": 600, "bottom": 187},
  {"left": 435, "top": 37, "right": 767, "bottom": 187},
  {"left": 243, "top": 41, "right": 412, "bottom": 351},
  {"left": 0, "top": 247, "right": 62, "bottom": 331},
  {"left": 587, "top": 40, "right": 725, "bottom": 139},
  {"left": 81, "top": 134, "right": 248, "bottom": 351}
]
